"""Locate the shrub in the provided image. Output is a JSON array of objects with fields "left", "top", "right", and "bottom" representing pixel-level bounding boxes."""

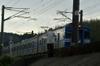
[{"left": 0, "top": 56, "right": 13, "bottom": 66}]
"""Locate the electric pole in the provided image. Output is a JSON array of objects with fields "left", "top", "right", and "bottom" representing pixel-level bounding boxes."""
[
  {"left": 80, "top": 10, "right": 84, "bottom": 45},
  {"left": 72, "top": 0, "right": 80, "bottom": 45},
  {"left": 80, "top": 10, "right": 83, "bottom": 27},
  {"left": 57, "top": 33, "right": 60, "bottom": 48},
  {"left": 0, "top": 5, "right": 5, "bottom": 56},
  {"left": 0, "top": 5, "right": 31, "bottom": 56}
]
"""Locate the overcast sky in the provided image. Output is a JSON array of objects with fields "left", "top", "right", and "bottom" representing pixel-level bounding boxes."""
[{"left": 0, "top": 0, "right": 100, "bottom": 34}]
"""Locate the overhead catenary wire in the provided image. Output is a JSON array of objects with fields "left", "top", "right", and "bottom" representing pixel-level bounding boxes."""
[
  {"left": 1, "top": 0, "right": 100, "bottom": 33},
  {"left": 4, "top": 0, "right": 21, "bottom": 7},
  {"left": 5, "top": 6, "right": 37, "bottom": 21},
  {"left": 84, "top": 11, "right": 100, "bottom": 20},
  {"left": 83, "top": 2, "right": 100, "bottom": 15},
  {"left": 35, "top": 0, "right": 66, "bottom": 17},
  {"left": 84, "top": 5, "right": 100, "bottom": 19},
  {"left": 6, "top": 9, "right": 29, "bottom": 14},
  {"left": 34, "top": 0, "right": 71, "bottom": 28},
  {"left": 80, "top": 0, "right": 100, "bottom": 20},
  {"left": 10, "top": 0, "right": 21, "bottom": 6},
  {"left": 39, "top": 0, "right": 64, "bottom": 13},
  {"left": 31, "top": 0, "right": 54, "bottom": 13},
  {"left": 35, "top": 0, "right": 67, "bottom": 28},
  {"left": 83, "top": 2, "right": 100, "bottom": 11},
  {"left": 4, "top": 8, "right": 29, "bottom": 21},
  {"left": 5, "top": 0, "right": 12, "bottom": 6}
]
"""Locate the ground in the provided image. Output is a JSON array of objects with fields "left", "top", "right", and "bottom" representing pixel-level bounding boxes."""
[{"left": 30, "top": 53, "right": 100, "bottom": 66}]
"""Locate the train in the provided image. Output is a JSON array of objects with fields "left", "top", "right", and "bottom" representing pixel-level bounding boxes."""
[{"left": 2, "top": 23, "right": 91, "bottom": 57}]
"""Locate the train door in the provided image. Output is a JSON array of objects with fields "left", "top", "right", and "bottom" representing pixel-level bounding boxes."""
[
  {"left": 64, "top": 26, "right": 72, "bottom": 48},
  {"left": 47, "top": 43, "right": 54, "bottom": 57}
]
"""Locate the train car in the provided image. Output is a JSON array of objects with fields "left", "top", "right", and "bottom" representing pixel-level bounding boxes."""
[
  {"left": 2, "top": 24, "right": 91, "bottom": 57},
  {"left": 52, "top": 27, "right": 65, "bottom": 48},
  {"left": 64, "top": 24, "right": 91, "bottom": 48}
]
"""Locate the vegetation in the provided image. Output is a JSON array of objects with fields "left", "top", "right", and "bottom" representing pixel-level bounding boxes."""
[
  {"left": 54, "top": 41, "right": 100, "bottom": 57},
  {"left": 84, "top": 19, "right": 100, "bottom": 42},
  {"left": 0, "top": 31, "right": 37, "bottom": 46},
  {"left": 0, "top": 56, "right": 14, "bottom": 66}
]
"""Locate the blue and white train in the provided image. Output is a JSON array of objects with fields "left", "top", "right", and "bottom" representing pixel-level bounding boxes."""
[
  {"left": 2, "top": 24, "right": 91, "bottom": 57},
  {"left": 64, "top": 24, "right": 91, "bottom": 47}
]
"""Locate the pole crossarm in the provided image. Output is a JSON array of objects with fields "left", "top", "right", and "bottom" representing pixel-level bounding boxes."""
[
  {"left": 4, "top": 9, "right": 30, "bottom": 21},
  {"left": 5, "top": 7, "right": 30, "bottom": 10},
  {"left": 4, "top": 6, "right": 37, "bottom": 21},
  {"left": 41, "top": 26, "right": 49, "bottom": 29},
  {"left": 0, "top": 5, "right": 35, "bottom": 55},
  {"left": 5, "top": 9, "right": 29, "bottom": 14},
  {"left": 57, "top": 10, "right": 72, "bottom": 14},
  {"left": 14, "top": 16, "right": 37, "bottom": 20},
  {"left": 57, "top": 10, "right": 72, "bottom": 21},
  {"left": 54, "top": 18, "right": 68, "bottom": 22}
]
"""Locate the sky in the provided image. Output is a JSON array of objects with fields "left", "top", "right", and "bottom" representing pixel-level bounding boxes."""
[{"left": 0, "top": 0, "right": 100, "bottom": 34}]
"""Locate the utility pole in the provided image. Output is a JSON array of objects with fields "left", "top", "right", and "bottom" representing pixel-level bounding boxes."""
[
  {"left": 9, "top": 36, "right": 13, "bottom": 57},
  {"left": 72, "top": 0, "right": 80, "bottom": 45},
  {"left": 80, "top": 10, "right": 83, "bottom": 27},
  {"left": 0, "top": 5, "right": 30, "bottom": 56},
  {"left": 0, "top": 5, "right": 5, "bottom": 56},
  {"left": 80, "top": 10, "right": 84, "bottom": 45},
  {"left": 57, "top": 33, "right": 60, "bottom": 48},
  {"left": 37, "top": 35, "right": 39, "bottom": 54}
]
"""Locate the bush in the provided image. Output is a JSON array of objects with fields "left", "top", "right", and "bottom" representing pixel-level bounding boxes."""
[
  {"left": 0, "top": 56, "right": 13, "bottom": 66},
  {"left": 54, "top": 42, "right": 100, "bottom": 57}
]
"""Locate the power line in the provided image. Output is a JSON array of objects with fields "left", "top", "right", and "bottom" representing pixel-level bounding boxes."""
[
  {"left": 84, "top": 5, "right": 100, "bottom": 16},
  {"left": 56, "top": 10, "right": 72, "bottom": 21},
  {"left": 36, "top": 0, "right": 66, "bottom": 17},
  {"left": 83, "top": 1, "right": 100, "bottom": 11},
  {"left": 80, "top": 0, "right": 100, "bottom": 19},
  {"left": 4, "top": 0, "right": 20, "bottom": 6},
  {"left": 39, "top": 0, "right": 63, "bottom": 12},
  {"left": 31, "top": 0, "right": 55, "bottom": 14},
  {"left": 84, "top": 11, "right": 100, "bottom": 20},
  {"left": 4, "top": 9, "right": 27, "bottom": 21},
  {"left": 10, "top": 0, "right": 21, "bottom": 6},
  {"left": 5, "top": 0, "right": 12, "bottom": 6}
]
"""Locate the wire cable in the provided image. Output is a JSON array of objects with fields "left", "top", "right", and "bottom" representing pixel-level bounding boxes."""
[
  {"left": 36, "top": 0, "right": 65, "bottom": 17},
  {"left": 10, "top": 0, "right": 21, "bottom": 6},
  {"left": 31, "top": 0, "right": 55, "bottom": 14}
]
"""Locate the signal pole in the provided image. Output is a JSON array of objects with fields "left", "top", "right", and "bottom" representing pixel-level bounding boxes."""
[
  {"left": 0, "top": 5, "right": 5, "bottom": 56},
  {"left": 72, "top": 0, "right": 80, "bottom": 45}
]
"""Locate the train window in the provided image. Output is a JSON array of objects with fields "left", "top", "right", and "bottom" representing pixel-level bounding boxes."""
[
  {"left": 13, "top": 47, "right": 16, "bottom": 51},
  {"left": 55, "top": 36, "right": 57, "bottom": 42},
  {"left": 32, "top": 42, "right": 34, "bottom": 47},
  {"left": 84, "top": 31, "right": 90, "bottom": 38},
  {"left": 44, "top": 39, "right": 47, "bottom": 44},
  {"left": 22, "top": 45, "right": 24, "bottom": 49},
  {"left": 65, "top": 32, "right": 71, "bottom": 38},
  {"left": 40, "top": 40, "right": 42, "bottom": 45},
  {"left": 79, "top": 30, "right": 83, "bottom": 39}
]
